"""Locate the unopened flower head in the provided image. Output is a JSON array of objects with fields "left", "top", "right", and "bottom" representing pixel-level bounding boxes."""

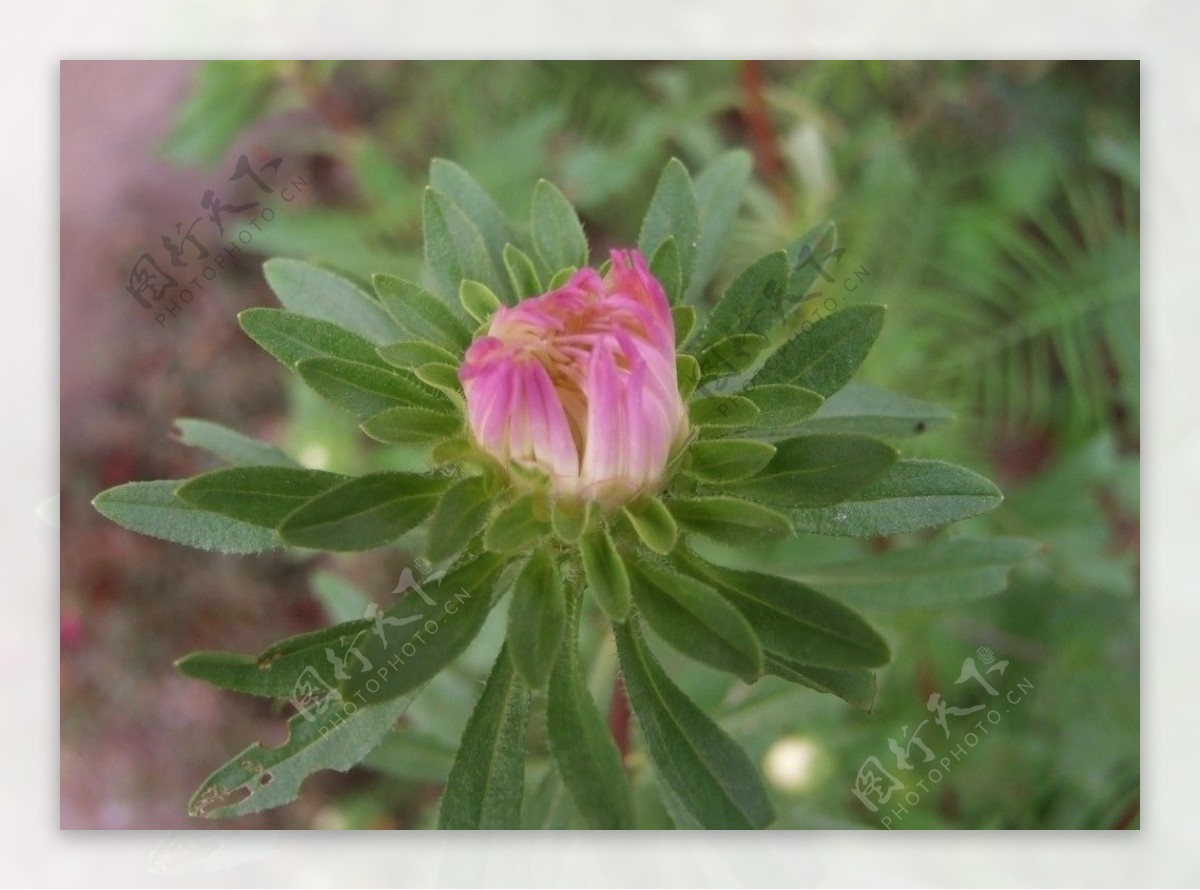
[{"left": 459, "top": 249, "right": 688, "bottom": 508}]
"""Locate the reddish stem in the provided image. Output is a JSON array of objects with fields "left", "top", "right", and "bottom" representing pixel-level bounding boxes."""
[
  {"left": 738, "top": 60, "right": 791, "bottom": 206},
  {"left": 608, "top": 673, "right": 632, "bottom": 764}
]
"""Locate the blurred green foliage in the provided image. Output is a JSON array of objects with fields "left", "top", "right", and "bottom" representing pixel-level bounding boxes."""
[{"left": 161, "top": 60, "right": 1138, "bottom": 829}]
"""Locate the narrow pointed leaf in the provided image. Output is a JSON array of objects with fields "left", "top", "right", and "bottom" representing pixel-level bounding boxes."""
[
  {"left": 792, "top": 538, "right": 1040, "bottom": 610},
  {"left": 459, "top": 279, "right": 502, "bottom": 325},
  {"left": 739, "top": 384, "right": 825, "bottom": 429},
  {"left": 793, "top": 382, "right": 955, "bottom": 438},
  {"left": 373, "top": 273, "right": 473, "bottom": 350},
  {"left": 297, "top": 357, "right": 448, "bottom": 417},
  {"left": 425, "top": 475, "right": 493, "bottom": 563},
  {"left": 423, "top": 187, "right": 503, "bottom": 300},
  {"left": 377, "top": 340, "right": 461, "bottom": 370},
  {"left": 344, "top": 551, "right": 509, "bottom": 704},
  {"left": 484, "top": 494, "right": 549, "bottom": 553},
  {"left": 638, "top": 158, "right": 699, "bottom": 290},
  {"left": 669, "top": 496, "right": 791, "bottom": 544},
  {"left": 176, "top": 620, "right": 372, "bottom": 699},
  {"left": 750, "top": 304, "right": 886, "bottom": 396},
  {"left": 763, "top": 655, "right": 877, "bottom": 711},
  {"left": 686, "top": 149, "right": 753, "bottom": 302},
  {"left": 93, "top": 480, "right": 279, "bottom": 554},
  {"left": 176, "top": 466, "right": 347, "bottom": 528},
  {"left": 503, "top": 243, "right": 543, "bottom": 300},
  {"left": 649, "top": 236, "right": 683, "bottom": 303},
  {"left": 579, "top": 513, "right": 632, "bottom": 620},
  {"left": 506, "top": 548, "right": 566, "bottom": 689},
  {"left": 786, "top": 459, "right": 1004, "bottom": 537},
  {"left": 677, "top": 550, "right": 890, "bottom": 669},
  {"left": 692, "top": 251, "right": 790, "bottom": 353},
  {"left": 628, "top": 558, "right": 763, "bottom": 681},
  {"left": 360, "top": 406, "right": 461, "bottom": 444},
  {"left": 622, "top": 496, "right": 678, "bottom": 555},
  {"left": 689, "top": 394, "right": 759, "bottom": 428},
  {"left": 171, "top": 418, "right": 299, "bottom": 468},
  {"left": 672, "top": 304, "right": 697, "bottom": 348},
  {"left": 430, "top": 158, "right": 515, "bottom": 300},
  {"left": 697, "top": 333, "right": 768, "bottom": 383},
  {"left": 550, "top": 500, "right": 587, "bottom": 545},
  {"left": 531, "top": 179, "right": 588, "bottom": 273},
  {"left": 546, "top": 591, "right": 634, "bottom": 828},
  {"left": 188, "top": 688, "right": 417, "bottom": 819},
  {"left": 239, "top": 308, "right": 391, "bottom": 370},
  {"left": 263, "top": 257, "right": 400, "bottom": 343},
  {"left": 676, "top": 354, "right": 701, "bottom": 399},
  {"left": 438, "top": 645, "right": 530, "bottom": 829},
  {"left": 613, "top": 620, "right": 775, "bottom": 829},
  {"left": 278, "top": 472, "right": 445, "bottom": 551},
  {"left": 684, "top": 439, "right": 776, "bottom": 483},
  {"left": 730, "top": 435, "right": 898, "bottom": 507}
]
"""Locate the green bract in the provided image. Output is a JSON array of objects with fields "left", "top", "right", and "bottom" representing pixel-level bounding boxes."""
[{"left": 92, "top": 156, "right": 1026, "bottom": 829}]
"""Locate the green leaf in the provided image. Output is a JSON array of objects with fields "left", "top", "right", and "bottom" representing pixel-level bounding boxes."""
[
  {"left": 729, "top": 434, "right": 898, "bottom": 507},
  {"left": 188, "top": 688, "right": 416, "bottom": 819},
  {"left": 531, "top": 179, "right": 588, "bottom": 273},
  {"left": 638, "top": 158, "right": 699, "bottom": 291},
  {"left": 176, "top": 620, "right": 372, "bottom": 698},
  {"left": 784, "top": 220, "right": 839, "bottom": 303},
  {"left": 377, "top": 340, "right": 461, "bottom": 370},
  {"left": 613, "top": 619, "right": 775, "bottom": 829},
  {"left": 459, "top": 279, "right": 502, "bottom": 325},
  {"left": 628, "top": 557, "right": 763, "bottom": 681},
  {"left": 158, "top": 61, "right": 277, "bottom": 166},
  {"left": 414, "top": 363, "right": 465, "bottom": 402},
  {"left": 750, "top": 304, "right": 886, "bottom": 396},
  {"left": 548, "top": 266, "right": 577, "bottom": 289},
  {"left": 278, "top": 472, "right": 445, "bottom": 551},
  {"left": 546, "top": 589, "right": 635, "bottom": 828},
  {"left": 423, "top": 187, "right": 503, "bottom": 300},
  {"left": 786, "top": 459, "right": 1004, "bottom": 537},
  {"left": 622, "top": 496, "right": 678, "bottom": 555},
  {"left": 297, "top": 357, "right": 448, "bottom": 417},
  {"left": 676, "top": 354, "right": 701, "bottom": 399},
  {"left": 438, "top": 645, "right": 530, "bottom": 829},
  {"left": 677, "top": 550, "right": 890, "bottom": 669},
  {"left": 430, "top": 158, "right": 515, "bottom": 301},
  {"left": 360, "top": 406, "right": 461, "bottom": 444},
  {"left": 373, "top": 274, "right": 473, "bottom": 350},
  {"left": 683, "top": 439, "right": 776, "bottom": 483},
  {"left": 263, "top": 258, "right": 400, "bottom": 344},
  {"left": 239, "top": 308, "right": 392, "bottom": 370},
  {"left": 739, "top": 384, "right": 825, "bottom": 429},
  {"left": 794, "top": 382, "right": 955, "bottom": 438},
  {"left": 579, "top": 510, "right": 632, "bottom": 621},
  {"left": 692, "top": 251, "right": 790, "bottom": 353},
  {"left": 792, "top": 538, "right": 1040, "bottom": 610},
  {"left": 484, "top": 494, "right": 549, "bottom": 553},
  {"left": 697, "top": 333, "right": 768, "bottom": 383},
  {"left": 506, "top": 547, "right": 566, "bottom": 689},
  {"left": 763, "top": 655, "right": 876, "bottom": 711},
  {"left": 686, "top": 150, "right": 754, "bottom": 303},
  {"left": 344, "top": 551, "right": 509, "bottom": 704},
  {"left": 689, "top": 394, "right": 759, "bottom": 428},
  {"left": 503, "top": 243, "right": 543, "bottom": 300},
  {"left": 171, "top": 418, "right": 299, "bottom": 468},
  {"left": 672, "top": 304, "right": 697, "bottom": 348},
  {"left": 176, "top": 466, "right": 347, "bottom": 528},
  {"left": 649, "top": 236, "right": 683, "bottom": 303},
  {"left": 93, "top": 480, "right": 279, "bottom": 554},
  {"left": 425, "top": 475, "right": 493, "bottom": 563},
  {"left": 550, "top": 500, "right": 588, "bottom": 545},
  {"left": 668, "top": 496, "right": 792, "bottom": 544}
]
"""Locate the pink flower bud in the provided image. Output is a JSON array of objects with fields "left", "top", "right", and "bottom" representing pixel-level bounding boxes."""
[{"left": 460, "top": 249, "right": 688, "bottom": 508}]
